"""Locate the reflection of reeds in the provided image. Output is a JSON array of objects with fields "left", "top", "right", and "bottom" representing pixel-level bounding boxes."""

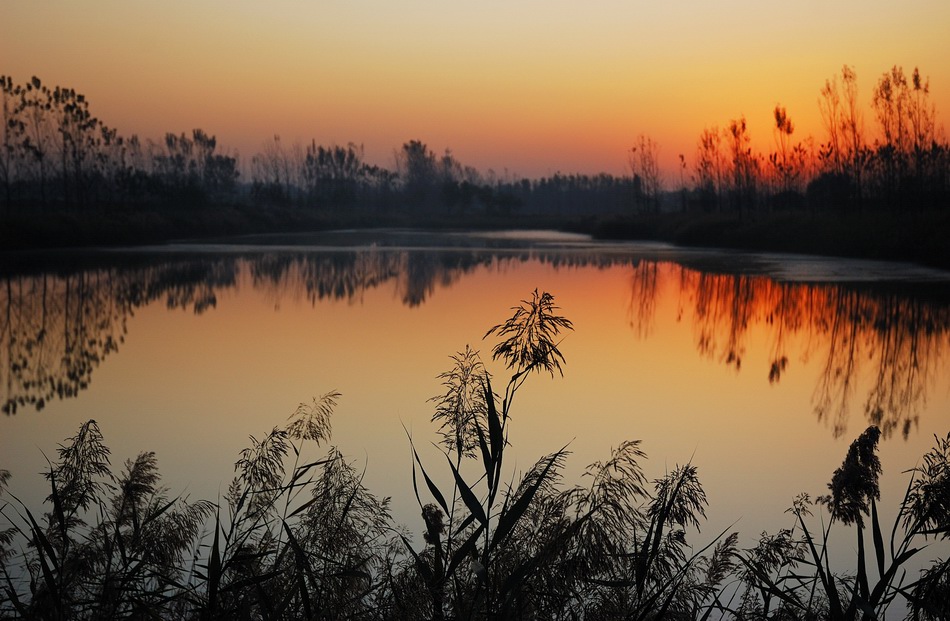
[{"left": 3, "top": 292, "right": 949, "bottom": 619}]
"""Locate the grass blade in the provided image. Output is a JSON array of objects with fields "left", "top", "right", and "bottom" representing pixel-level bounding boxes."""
[
  {"left": 405, "top": 429, "right": 450, "bottom": 516},
  {"left": 281, "top": 521, "right": 316, "bottom": 619},
  {"left": 400, "top": 534, "right": 433, "bottom": 583},
  {"left": 871, "top": 497, "right": 885, "bottom": 582},
  {"left": 22, "top": 505, "right": 63, "bottom": 615},
  {"left": 483, "top": 376, "right": 502, "bottom": 465},
  {"left": 446, "top": 454, "right": 487, "bottom": 526},
  {"left": 204, "top": 509, "right": 223, "bottom": 619},
  {"left": 473, "top": 419, "right": 494, "bottom": 490},
  {"left": 446, "top": 522, "right": 486, "bottom": 578},
  {"left": 489, "top": 447, "right": 566, "bottom": 553}
]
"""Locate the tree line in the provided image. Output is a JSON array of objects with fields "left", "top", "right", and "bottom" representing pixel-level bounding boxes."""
[
  {"left": 1, "top": 65, "right": 948, "bottom": 220},
  {"left": 0, "top": 76, "right": 533, "bottom": 217},
  {"left": 685, "top": 65, "right": 948, "bottom": 217},
  {"left": 0, "top": 76, "right": 241, "bottom": 212}
]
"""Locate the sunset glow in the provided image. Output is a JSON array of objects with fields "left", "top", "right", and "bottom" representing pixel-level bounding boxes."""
[
  {"left": 3, "top": 249, "right": 949, "bottom": 561},
  {"left": 4, "top": 1, "right": 948, "bottom": 179}
]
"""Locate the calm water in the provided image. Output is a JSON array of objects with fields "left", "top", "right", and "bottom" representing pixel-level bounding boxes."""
[{"left": 3, "top": 229, "right": 950, "bottom": 576}]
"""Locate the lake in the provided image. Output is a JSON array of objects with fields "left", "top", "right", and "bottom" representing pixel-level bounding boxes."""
[{"left": 3, "top": 229, "right": 950, "bottom": 591}]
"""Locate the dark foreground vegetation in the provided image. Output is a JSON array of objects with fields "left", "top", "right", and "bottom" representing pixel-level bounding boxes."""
[
  {"left": 2, "top": 65, "right": 950, "bottom": 268},
  {"left": 2, "top": 291, "right": 950, "bottom": 620}
]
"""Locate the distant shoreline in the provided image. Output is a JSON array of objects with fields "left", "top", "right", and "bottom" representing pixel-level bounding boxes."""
[
  {"left": 3, "top": 207, "right": 949, "bottom": 272},
  {"left": 580, "top": 211, "right": 950, "bottom": 272}
]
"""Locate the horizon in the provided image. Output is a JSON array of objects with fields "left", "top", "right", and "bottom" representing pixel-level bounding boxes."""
[{"left": 3, "top": 1, "right": 949, "bottom": 181}]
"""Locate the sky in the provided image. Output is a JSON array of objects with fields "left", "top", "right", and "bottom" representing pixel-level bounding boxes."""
[{"left": 3, "top": 0, "right": 949, "bottom": 180}]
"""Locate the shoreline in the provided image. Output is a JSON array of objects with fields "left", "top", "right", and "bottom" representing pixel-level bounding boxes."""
[
  {"left": 3, "top": 207, "right": 950, "bottom": 272},
  {"left": 580, "top": 211, "right": 950, "bottom": 272}
]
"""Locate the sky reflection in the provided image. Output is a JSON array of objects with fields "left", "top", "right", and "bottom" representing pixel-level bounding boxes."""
[{"left": 2, "top": 240, "right": 949, "bottom": 566}]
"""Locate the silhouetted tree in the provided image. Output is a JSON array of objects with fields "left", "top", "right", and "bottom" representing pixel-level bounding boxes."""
[
  {"left": 695, "top": 126, "right": 725, "bottom": 212},
  {"left": 769, "top": 104, "right": 798, "bottom": 201},
  {"left": 0, "top": 75, "right": 22, "bottom": 212},
  {"left": 16, "top": 76, "right": 55, "bottom": 207},
  {"left": 820, "top": 72, "right": 844, "bottom": 175},
  {"left": 867, "top": 65, "right": 945, "bottom": 212},
  {"left": 628, "top": 134, "right": 662, "bottom": 214},
  {"left": 399, "top": 139, "right": 438, "bottom": 209},
  {"left": 302, "top": 141, "right": 364, "bottom": 209},
  {"left": 52, "top": 86, "right": 100, "bottom": 210},
  {"left": 728, "top": 116, "right": 758, "bottom": 218},
  {"left": 1, "top": 69, "right": 946, "bottom": 234},
  {"left": 840, "top": 65, "right": 868, "bottom": 208},
  {"left": 251, "top": 134, "right": 296, "bottom": 206}
]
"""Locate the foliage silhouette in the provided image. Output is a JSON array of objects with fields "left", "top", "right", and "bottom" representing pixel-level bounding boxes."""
[
  {"left": 485, "top": 288, "right": 574, "bottom": 378},
  {"left": 3, "top": 63, "right": 949, "bottom": 260}
]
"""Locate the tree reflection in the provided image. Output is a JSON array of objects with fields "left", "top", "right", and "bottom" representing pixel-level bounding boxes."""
[
  {"left": 248, "top": 250, "right": 498, "bottom": 308},
  {"left": 812, "top": 288, "right": 864, "bottom": 438},
  {"left": 159, "top": 260, "right": 239, "bottom": 313},
  {"left": 627, "top": 265, "right": 950, "bottom": 439},
  {"left": 2, "top": 271, "right": 128, "bottom": 414},
  {"left": 250, "top": 252, "right": 403, "bottom": 307},
  {"left": 1, "top": 260, "right": 237, "bottom": 414},
  {"left": 1, "top": 250, "right": 505, "bottom": 413},
  {"left": 627, "top": 261, "right": 659, "bottom": 338},
  {"left": 3, "top": 248, "right": 949, "bottom": 441},
  {"left": 798, "top": 288, "right": 946, "bottom": 439},
  {"left": 862, "top": 295, "right": 943, "bottom": 439},
  {"left": 691, "top": 272, "right": 756, "bottom": 371}
]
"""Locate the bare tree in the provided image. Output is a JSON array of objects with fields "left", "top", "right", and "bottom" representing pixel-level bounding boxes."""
[
  {"left": 303, "top": 141, "right": 365, "bottom": 208},
  {"left": 16, "top": 77, "right": 55, "bottom": 206},
  {"left": 251, "top": 135, "right": 296, "bottom": 205},
  {"left": 840, "top": 66, "right": 864, "bottom": 167},
  {"left": 819, "top": 74, "right": 843, "bottom": 174},
  {"left": 628, "top": 134, "right": 662, "bottom": 214},
  {"left": 53, "top": 87, "right": 100, "bottom": 210},
  {"left": 695, "top": 126, "right": 725, "bottom": 212},
  {"left": 728, "top": 116, "right": 757, "bottom": 218},
  {"left": 0, "top": 76, "right": 23, "bottom": 212},
  {"left": 770, "top": 105, "right": 796, "bottom": 195},
  {"left": 871, "top": 65, "right": 930, "bottom": 158},
  {"left": 397, "top": 139, "right": 438, "bottom": 208},
  {"left": 840, "top": 66, "right": 867, "bottom": 206}
]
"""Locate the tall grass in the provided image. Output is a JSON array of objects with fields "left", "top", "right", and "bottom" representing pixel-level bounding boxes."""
[{"left": 1, "top": 290, "right": 949, "bottom": 619}]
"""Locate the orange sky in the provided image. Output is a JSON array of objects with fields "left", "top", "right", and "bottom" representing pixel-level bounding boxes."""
[{"left": 3, "top": 0, "right": 949, "bottom": 179}]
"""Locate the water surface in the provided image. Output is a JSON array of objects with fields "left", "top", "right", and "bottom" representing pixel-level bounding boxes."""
[{"left": 3, "top": 230, "right": 950, "bottom": 571}]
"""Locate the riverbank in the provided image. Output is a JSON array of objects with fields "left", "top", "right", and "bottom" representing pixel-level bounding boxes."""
[
  {"left": 0, "top": 205, "right": 571, "bottom": 251},
  {"left": 3, "top": 206, "right": 950, "bottom": 271},
  {"left": 0, "top": 205, "right": 362, "bottom": 250},
  {"left": 582, "top": 210, "right": 950, "bottom": 271}
]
